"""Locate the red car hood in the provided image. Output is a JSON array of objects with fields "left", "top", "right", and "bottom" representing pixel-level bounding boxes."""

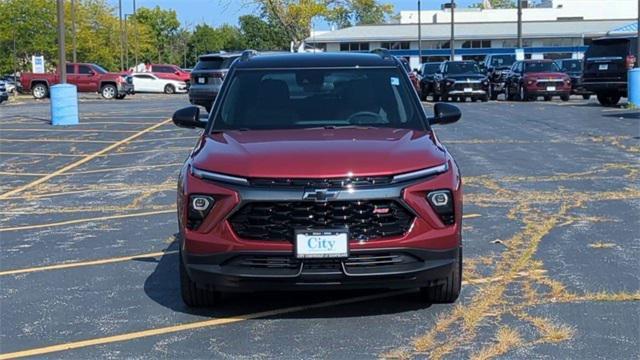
[
  {"left": 525, "top": 72, "right": 567, "bottom": 79},
  {"left": 192, "top": 128, "right": 446, "bottom": 178}
]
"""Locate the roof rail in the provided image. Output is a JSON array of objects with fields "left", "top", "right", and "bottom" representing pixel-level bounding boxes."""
[
  {"left": 370, "top": 48, "right": 393, "bottom": 60},
  {"left": 240, "top": 49, "right": 258, "bottom": 61}
]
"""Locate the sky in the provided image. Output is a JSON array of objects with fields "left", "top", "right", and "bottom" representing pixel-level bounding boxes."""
[{"left": 112, "top": 0, "right": 479, "bottom": 29}]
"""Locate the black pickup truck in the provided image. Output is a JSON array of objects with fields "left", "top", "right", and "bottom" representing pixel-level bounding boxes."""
[{"left": 483, "top": 54, "right": 516, "bottom": 100}]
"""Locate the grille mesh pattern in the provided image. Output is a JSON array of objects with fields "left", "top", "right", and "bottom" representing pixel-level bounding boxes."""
[{"left": 229, "top": 200, "right": 413, "bottom": 242}]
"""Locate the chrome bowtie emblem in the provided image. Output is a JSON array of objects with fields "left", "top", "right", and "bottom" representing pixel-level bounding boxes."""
[{"left": 303, "top": 189, "right": 339, "bottom": 202}]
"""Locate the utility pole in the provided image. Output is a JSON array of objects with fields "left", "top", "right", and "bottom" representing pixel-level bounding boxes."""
[
  {"left": 71, "top": 0, "right": 77, "bottom": 63},
  {"left": 450, "top": 0, "right": 455, "bottom": 60},
  {"left": 57, "top": 0, "right": 67, "bottom": 83},
  {"left": 418, "top": 0, "right": 422, "bottom": 66},
  {"left": 636, "top": 3, "right": 639, "bottom": 67},
  {"left": 517, "top": 0, "right": 523, "bottom": 48},
  {"left": 124, "top": 14, "right": 130, "bottom": 70},
  {"left": 133, "top": 0, "right": 138, "bottom": 66},
  {"left": 119, "top": 0, "right": 124, "bottom": 71}
]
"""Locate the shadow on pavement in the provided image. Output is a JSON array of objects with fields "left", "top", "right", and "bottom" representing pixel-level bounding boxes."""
[{"left": 142, "top": 239, "right": 431, "bottom": 319}]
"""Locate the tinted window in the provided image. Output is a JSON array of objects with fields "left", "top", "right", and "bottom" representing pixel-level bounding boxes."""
[
  {"left": 66, "top": 64, "right": 74, "bottom": 74},
  {"left": 524, "top": 61, "right": 560, "bottom": 72},
  {"left": 91, "top": 64, "right": 108, "bottom": 74},
  {"left": 421, "top": 63, "right": 440, "bottom": 75},
  {"left": 446, "top": 62, "right": 481, "bottom": 74},
  {"left": 153, "top": 65, "right": 174, "bottom": 73},
  {"left": 558, "top": 60, "right": 582, "bottom": 72},
  {"left": 134, "top": 74, "right": 154, "bottom": 79},
  {"left": 586, "top": 39, "right": 630, "bottom": 58},
  {"left": 213, "top": 68, "right": 425, "bottom": 131},
  {"left": 78, "top": 65, "right": 93, "bottom": 74},
  {"left": 194, "top": 56, "right": 239, "bottom": 70},
  {"left": 489, "top": 55, "right": 516, "bottom": 68}
]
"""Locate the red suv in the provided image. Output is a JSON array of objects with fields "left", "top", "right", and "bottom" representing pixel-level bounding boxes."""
[
  {"left": 172, "top": 51, "right": 463, "bottom": 307},
  {"left": 150, "top": 64, "right": 191, "bottom": 86}
]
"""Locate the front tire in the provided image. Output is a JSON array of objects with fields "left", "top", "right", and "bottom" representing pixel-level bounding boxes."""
[
  {"left": 180, "top": 252, "right": 218, "bottom": 307},
  {"left": 560, "top": 94, "right": 570, "bottom": 102},
  {"left": 596, "top": 93, "right": 621, "bottom": 106},
  {"left": 420, "top": 249, "right": 462, "bottom": 304},
  {"left": 32, "top": 83, "right": 48, "bottom": 99},
  {"left": 582, "top": 94, "right": 591, "bottom": 100},
  {"left": 489, "top": 85, "right": 498, "bottom": 100},
  {"left": 101, "top": 84, "right": 117, "bottom": 99},
  {"left": 519, "top": 85, "right": 528, "bottom": 101},
  {"left": 115, "top": 94, "right": 126, "bottom": 100},
  {"left": 164, "top": 84, "right": 175, "bottom": 94}
]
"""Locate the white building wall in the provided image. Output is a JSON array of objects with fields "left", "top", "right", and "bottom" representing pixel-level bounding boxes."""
[{"left": 401, "top": 0, "right": 637, "bottom": 24}]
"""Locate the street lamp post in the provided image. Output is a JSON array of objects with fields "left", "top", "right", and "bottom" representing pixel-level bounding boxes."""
[
  {"left": 57, "top": 0, "right": 66, "bottom": 83},
  {"left": 517, "top": 0, "right": 523, "bottom": 49},
  {"left": 418, "top": 0, "right": 422, "bottom": 66},
  {"left": 119, "top": 0, "right": 124, "bottom": 71},
  {"left": 133, "top": 0, "right": 138, "bottom": 67},
  {"left": 450, "top": 0, "right": 455, "bottom": 60},
  {"left": 71, "top": 0, "right": 77, "bottom": 63},
  {"left": 124, "top": 14, "right": 130, "bottom": 70}
]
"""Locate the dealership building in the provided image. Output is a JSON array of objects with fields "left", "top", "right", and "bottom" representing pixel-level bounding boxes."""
[{"left": 306, "top": 0, "right": 638, "bottom": 68}]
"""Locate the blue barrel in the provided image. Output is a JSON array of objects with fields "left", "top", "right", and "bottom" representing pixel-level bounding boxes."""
[
  {"left": 50, "top": 84, "right": 79, "bottom": 125},
  {"left": 628, "top": 68, "right": 640, "bottom": 107}
]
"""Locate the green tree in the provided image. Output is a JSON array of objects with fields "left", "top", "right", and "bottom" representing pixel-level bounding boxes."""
[
  {"left": 238, "top": 15, "right": 289, "bottom": 50},
  {"left": 252, "top": 0, "right": 327, "bottom": 49},
  {"left": 132, "top": 6, "right": 180, "bottom": 63}
]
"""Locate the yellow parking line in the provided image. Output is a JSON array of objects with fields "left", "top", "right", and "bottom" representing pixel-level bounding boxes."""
[
  {"left": 0, "top": 118, "right": 173, "bottom": 200},
  {"left": 0, "top": 138, "right": 117, "bottom": 144},
  {"left": 463, "top": 214, "right": 481, "bottom": 219},
  {"left": 0, "top": 163, "right": 183, "bottom": 177},
  {"left": 0, "top": 270, "right": 541, "bottom": 359},
  {"left": 0, "top": 209, "right": 174, "bottom": 232},
  {"left": 0, "top": 250, "right": 178, "bottom": 276},
  {"left": 0, "top": 290, "right": 410, "bottom": 359},
  {"left": 0, "top": 151, "right": 88, "bottom": 157}
]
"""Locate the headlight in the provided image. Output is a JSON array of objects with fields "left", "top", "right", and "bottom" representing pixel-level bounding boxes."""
[
  {"left": 564, "top": 78, "right": 572, "bottom": 84},
  {"left": 445, "top": 79, "right": 455, "bottom": 87},
  {"left": 527, "top": 79, "right": 535, "bottom": 85},
  {"left": 187, "top": 195, "right": 215, "bottom": 229},
  {"left": 427, "top": 190, "right": 454, "bottom": 225}
]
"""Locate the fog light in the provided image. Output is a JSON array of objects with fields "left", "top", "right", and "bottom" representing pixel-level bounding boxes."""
[
  {"left": 188, "top": 195, "right": 214, "bottom": 229},
  {"left": 427, "top": 190, "right": 454, "bottom": 225}
]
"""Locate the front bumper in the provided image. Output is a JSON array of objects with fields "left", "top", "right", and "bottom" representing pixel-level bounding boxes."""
[
  {"left": 447, "top": 90, "right": 487, "bottom": 96},
  {"left": 184, "top": 247, "right": 459, "bottom": 292},
  {"left": 118, "top": 83, "right": 135, "bottom": 95}
]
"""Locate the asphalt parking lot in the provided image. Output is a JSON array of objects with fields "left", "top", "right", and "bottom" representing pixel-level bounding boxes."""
[{"left": 0, "top": 94, "right": 638, "bottom": 359}]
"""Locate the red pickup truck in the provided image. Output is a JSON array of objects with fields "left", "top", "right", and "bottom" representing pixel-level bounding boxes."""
[{"left": 21, "top": 63, "right": 134, "bottom": 100}]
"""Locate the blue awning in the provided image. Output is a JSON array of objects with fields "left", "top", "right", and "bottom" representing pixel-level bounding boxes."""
[{"left": 610, "top": 22, "right": 638, "bottom": 34}]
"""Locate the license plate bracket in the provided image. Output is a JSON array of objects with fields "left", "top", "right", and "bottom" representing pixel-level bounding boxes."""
[
  {"left": 598, "top": 64, "right": 609, "bottom": 71},
  {"left": 464, "top": 87, "right": 473, "bottom": 93},
  {"left": 546, "top": 86, "right": 556, "bottom": 91},
  {"left": 295, "top": 229, "right": 349, "bottom": 259},
  {"left": 197, "top": 77, "right": 206, "bottom": 84}
]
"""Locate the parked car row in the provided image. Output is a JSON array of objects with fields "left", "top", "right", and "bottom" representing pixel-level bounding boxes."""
[
  {"left": 19, "top": 62, "right": 191, "bottom": 100},
  {"left": 415, "top": 34, "right": 638, "bottom": 106}
]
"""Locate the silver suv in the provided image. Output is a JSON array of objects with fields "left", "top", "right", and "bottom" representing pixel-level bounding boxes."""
[{"left": 188, "top": 53, "right": 241, "bottom": 112}]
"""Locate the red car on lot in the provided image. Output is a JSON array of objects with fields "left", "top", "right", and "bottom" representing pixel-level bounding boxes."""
[
  {"left": 20, "top": 63, "right": 134, "bottom": 100},
  {"left": 171, "top": 51, "right": 463, "bottom": 308},
  {"left": 504, "top": 59, "right": 572, "bottom": 101},
  {"left": 148, "top": 64, "right": 191, "bottom": 86}
]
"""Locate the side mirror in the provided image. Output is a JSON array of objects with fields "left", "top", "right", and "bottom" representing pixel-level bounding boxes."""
[
  {"left": 88, "top": 71, "right": 95, "bottom": 76},
  {"left": 175, "top": 71, "right": 181, "bottom": 75},
  {"left": 429, "top": 103, "right": 461, "bottom": 125},
  {"left": 173, "top": 106, "right": 205, "bottom": 129}
]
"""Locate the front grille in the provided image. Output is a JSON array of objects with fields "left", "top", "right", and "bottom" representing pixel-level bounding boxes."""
[
  {"left": 452, "top": 82, "right": 482, "bottom": 91},
  {"left": 536, "top": 81, "right": 564, "bottom": 89},
  {"left": 229, "top": 200, "right": 414, "bottom": 242},
  {"left": 250, "top": 176, "right": 393, "bottom": 188},
  {"left": 224, "top": 252, "right": 419, "bottom": 270}
]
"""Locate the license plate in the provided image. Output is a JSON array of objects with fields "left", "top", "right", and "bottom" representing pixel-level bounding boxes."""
[
  {"left": 295, "top": 230, "right": 348, "bottom": 259},
  {"left": 197, "top": 77, "right": 206, "bottom": 84},
  {"left": 546, "top": 86, "right": 556, "bottom": 91},
  {"left": 598, "top": 64, "right": 609, "bottom": 71},
  {"left": 464, "top": 87, "right": 473, "bottom": 92}
]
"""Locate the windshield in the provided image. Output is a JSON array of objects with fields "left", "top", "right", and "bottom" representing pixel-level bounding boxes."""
[
  {"left": 524, "top": 62, "right": 560, "bottom": 73},
  {"left": 447, "top": 62, "right": 481, "bottom": 74},
  {"left": 421, "top": 63, "right": 440, "bottom": 75},
  {"left": 91, "top": 64, "right": 108, "bottom": 74},
  {"left": 586, "top": 39, "right": 630, "bottom": 58},
  {"left": 212, "top": 68, "right": 426, "bottom": 131},
  {"left": 489, "top": 55, "right": 515, "bottom": 68},
  {"left": 559, "top": 60, "right": 582, "bottom": 72},
  {"left": 194, "top": 56, "right": 239, "bottom": 70}
]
